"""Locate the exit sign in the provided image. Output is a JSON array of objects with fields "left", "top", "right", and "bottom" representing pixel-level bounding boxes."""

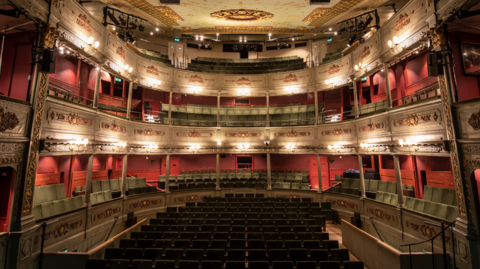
[
  {"left": 327, "top": 38, "right": 332, "bottom": 42},
  {"left": 361, "top": 77, "right": 367, "bottom": 82},
  {"left": 115, "top": 78, "right": 122, "bottom": 83},
  {"left": 174, "top": 38, "right": 180, "bottom": 42}
]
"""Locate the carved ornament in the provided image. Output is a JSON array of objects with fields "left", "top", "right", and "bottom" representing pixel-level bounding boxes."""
[
  {"left": 468, "top": 109, "right": 480, "bottom": 130},
  {"left": 40, "top": 26, "right": 60, "bottom": 49},
  {"left": 426, "top": 27, "right": 446, "bottom": 49},
  {"left": 210, "top": 9, "right": 273, "bottom": 22},
  {"left": 0, "top": 106, "right": 20, "bottom": 132}
]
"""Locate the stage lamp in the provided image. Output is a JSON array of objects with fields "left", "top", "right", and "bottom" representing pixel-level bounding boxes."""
[
  {"left": 139, "top": 23, "right": 145, "bottom": 31},
  {"left": 150, "top": 32, "right": 153, "bottom": 35},
  {"left": 348, "top": 34, "right": 356, "bottom": 47},
  {"left": 156, "top": 28, "right": 159, "bottom": 31},
  {"left": 348, "top": 22, "right": 355, "bottom": 32},
  {"left": 119, "top": 15, "right": 127, "bottom": 27},
  {"left": 129, "top": 20, "right": 138, "bottom": 30},
  {"left": 126, "top": 32, "right": 135, "bottom": 44},
  {"left": 365, "top": 15, "right": 373, "bottom": 27},
  {"left": 357, "top": 20, "right": 365, "bottom": 30},
  {"left": 107, "top": 11, "right": 119, "bottom": 25}
]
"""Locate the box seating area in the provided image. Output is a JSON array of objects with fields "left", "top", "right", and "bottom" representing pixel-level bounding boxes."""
[
  {"left": 331, "top": 177, "right": 397, "bottom": 197},
  {"left": 32, "top": 183, "right": 85, "bottom": 219},
  {"left": 188, "top": 56, "right": 307, "bottom": 74},
  {"left": 322, "top": 50, "right": 342, "bottom": 63},
  {"left": 160, "top": 175, "right": 217, "bottom": 191},
  {"left": 163, "top": 104, "right": 322, "bottom": 126},
  {"left": 358, "top": 100, "right": 388, "bottom": 116},
  {"left": 138, "top": 49, "right": 174, "bottom": 67},
  {"left": 86, "top": 197, "right": 363, "bottom": 269},
  {"left": 271, "top": 170, "right": 310, "bottom": 190},
  {"left": 127, "top": 178, "right": 157, "bottom": 195}
]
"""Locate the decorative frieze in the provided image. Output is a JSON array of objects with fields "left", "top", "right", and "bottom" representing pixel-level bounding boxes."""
[
  {"left": 274, "top": 131, "right": 311, "bottom": 137},
  {"left": 468, "top": 109, "right": 480, "bottom": 131},
  {"left": 392, "top": 112, "right": 438, "bottom": 127},
  {"left": 135, "top": 129, "right": 165, "bottom": 136},
  {"left": 101, "top": 121, "right": 127, "bottom": 133},
  {"left": 326, "top": 198, "right": 359, "bottom": 211},
  {"left": 366, "top": 207, "right": 396, "bottom": 223},
  {"left": 225, "top": 131, "right": 263, "bottom": 138},
  {"left": 33, "top": 218, "right": 83, "bottom": 246},
  {"left": 50, "top": 111, "right": 92, "bottom": 126},
  {"left": 321, "top": 128, "right": 352, "bottom": 136},
  {"left": 358, "top": 122, "right": 385, "bottom": 132},
  {"left": 0, "top": 105, "right": 20, "bottom": 132},
  {"left": 128, "top": 198, "right": 162, "bottom": 211}
]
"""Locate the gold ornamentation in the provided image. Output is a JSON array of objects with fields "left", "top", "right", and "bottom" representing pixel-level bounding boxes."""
[
  {"left": 164, "top": 27, "right": 323, "bottom": 35},
  {"left": 426, "top": 27, "right": 446, "bottom": 49},
  {"left": 23, "top": 73, "right": 49, "bottom": 213},
  {"left": 468, "top": 109, "right": 480, "bottom": 130},
  {"left": 40, "top": 26, "right": 60, "bottom": 49},
  {"left": 439, "top": 75, "right": 466, "bottom": 218},
  {"left": 210, "top": 9, "right": 274, "bottom": 22},
  {"left": 302, "top": 8, "right": 329, "bottom": 23},
  {"left": 104, "top": 0, "right": 182, "bottom": 27},
  {"left": 307, "top": 0, "right": 365, "bottom": 27}
]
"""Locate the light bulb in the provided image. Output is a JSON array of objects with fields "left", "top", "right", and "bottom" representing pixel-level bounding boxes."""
[
  {"left": 112, "top": 26, "right": 116, "bottom": 30},
  {"left": 355, "top": 65, "right": 358, "bottom": 70},
  {"left": 88, "top": 36, "right": 94, "bottom": 45},
  {"left": 94, "top": 41, "right": 99, "bottom": 48},
  {"left": 388, "top": 40, "right": 393, "bottom": 48},
  {"left": 155, "top": 28, "right": 159, "bottom": 31},
  {"left": 325, "top": 79, "right": 329, "bottom": 84},
  {"left": 329, "top": 28, "right": 332, "bottom": 31},
  {"left": 150, "top": 32, "right": 153, "bottom": 35},
  {"left": 393, "top": 36, "right": 398, "bottom": 44},
  {"left": 334, "top": 32, "right": 337, "bottom": 35},
  {"left": 128, "top": 67, "right": 133, "bottom": 73},
  {"left": 399, "top": 139, "right": 404, "bottom": 147},
  {"left": 124, "top": 64, "right": 129, "bottom": 70}
]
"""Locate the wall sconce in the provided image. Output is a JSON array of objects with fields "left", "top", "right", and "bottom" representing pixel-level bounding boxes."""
[
  {"left": 146, "top": 144, "right": 158, "bottom": 153},
  {"left": 285, "top": 86, "right": 296, "bottom": 95},
  {"left": 113, "top": 141, "right": 127, "bottom": 151},
  {"left": 217, "top": 141, "right": 221, "bottom": 146},
  {"left": 399, "top": 138, "right": 418, "bottom": 151},
  {"left": 354, "top": 62, "right": 363, "bottom": 71},
  {"left": 190, "top": 145, "right": 200, "bottom": 153},
  {"left": 81, "top": 36, "right": 99, "bottom": 55},
  {"left": 238, "top": 144, "right": 250, "bottom": 152},
  {"left": 328, "top": 144, "right": 342, "bottom": 153},
  {"left": 286, "top": 144, "right": 295, "bottom": 152},
  {"left": 191, "top": 86, "right": 202, "bottom": 96},
  {"left": 239, "top": 88, "right": 248, "bottom": 97},
  {"left": 387, "top": 36, "right": 406, "bottom": 54},
  {"left": 360, "top": 143, "right": 376, "bottom": 152},
  {"left": 69, "top": 138, "right": 88, "bottom": 153},
  {"left": 325, "top": 79, "right": 337, "bottom": 88},
  {"left": 264, "top": 140, "right": 270, "bottom": 146},
  {"left": 149, "top": 79, "right": 161, "bottom": 88}
]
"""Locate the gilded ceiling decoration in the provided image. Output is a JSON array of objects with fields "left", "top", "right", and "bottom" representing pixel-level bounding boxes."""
[
  {"left": 308, "top": 0, "right": 378, "bottom": 28},
  {"left": 303, "top": 8, "right": 329, "bottom": 23},
  {"left": 165, "top": 26, "right": 323, "bottom": 35},
  {"left": 210, "top": 9, "right": 274, "bottom": 22}
]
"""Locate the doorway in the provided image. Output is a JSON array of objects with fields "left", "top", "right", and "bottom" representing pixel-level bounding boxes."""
[
  {"left": 236, "top": 155, "right": 253, "bottom": 169},
  {"left": 0, "top": 167, "right": 15, "bottom": 232}
]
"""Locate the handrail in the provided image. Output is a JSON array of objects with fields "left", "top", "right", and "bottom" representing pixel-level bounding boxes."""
[
  {"left": 323, "top": 181, "right": 342, "bottom": 192},
  {"left": 392, "top": 86, "right": 439, "bottom": 107},
  {"left": 369, "top": 217, "right": 384, "bottom": 242},
  {"left": 400, "top": 220, "right": 456, "bottom": 269}
]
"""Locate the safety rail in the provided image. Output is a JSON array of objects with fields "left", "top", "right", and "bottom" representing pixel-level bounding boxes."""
[
  {"left": 392, "top": 87, "right": 440, "bottom": 107},
  {"left": 401, "top": 220, "right": 456, "bottom": 269}
]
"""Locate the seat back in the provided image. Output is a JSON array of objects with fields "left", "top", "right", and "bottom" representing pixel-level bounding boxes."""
[
  {"left": 378, "top": 181, "right": 388, "bottom": 192},
  {"left": 56, "top": 184, "right": 66, "bottom": 200},
  {"left": 101, "top": 180, "right": 111, "bottom": 191},
  {"left": 431, "top": 187, "right": 444, "bottom": 203},
  {"left": 423, "top": 185, "right": 433, "bottom": 201},
  {"left": 92, "top": 181, "right": 102, "bottom": 193},
  {"left": 46, "top": 185, "right": 58, "bottom": 202},
  {"left": 137, "top": 178, "right": 147, "bottom": 188},
  {"left": 110, "top": 179, "right": 121, "bottom": 191}
]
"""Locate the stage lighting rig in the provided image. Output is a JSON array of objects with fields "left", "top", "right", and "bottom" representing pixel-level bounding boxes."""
[
  {"left": 103, "top": 6, "right": 148, "bottom": 32},
  {"left": 336, "top": 9, "right": 379, "bottom": 35}
]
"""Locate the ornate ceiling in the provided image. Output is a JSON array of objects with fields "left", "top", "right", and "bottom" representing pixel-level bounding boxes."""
[{"left": 100, "top": 0, "right": 390, "bottom": 34}]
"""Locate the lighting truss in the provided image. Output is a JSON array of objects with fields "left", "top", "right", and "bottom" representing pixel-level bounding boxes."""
[
  {"left": 102, "top": 6, "right": 148, "bottom": 30},
  {"left": 336, "top": 9, "right": 379, "bottom": 35}
]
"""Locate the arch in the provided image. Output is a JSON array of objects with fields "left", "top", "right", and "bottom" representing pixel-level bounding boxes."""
[{"left": 87, "top": 69, "right": 113, "bottom": 93}]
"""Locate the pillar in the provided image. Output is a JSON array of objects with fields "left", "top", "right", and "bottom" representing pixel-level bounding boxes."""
[
  {"left": 126, "top": 82, "right": 133, "bottom": 119},
  {"left": 165, "top": 154, "right": 170, "bottom": 193},
  {"left": 358, "top": 155, "right": 366, "bottom": 198},
  {"left": 93, "top": 67, "right": 101, "bottom": 108},
  {"left": 216, "top": 153, "right": 220, "bottom": 190},
  {"left": 316, "top": 154, "right": 322, "bottom": 193},
  {"left": 84, "top": 154, "right": 94, "bottom": 207},
  {"left": 168, "top": 91, "right": 173, "bottom": 126},
  {"left": 217, "top": 94, "right": 220, "bottom": 127},
  {"left": 267, "top": 153, "right": 272, "bottom": 190},
  {"left": 352, "top": 79, "right": 359, "bottom": 118},
  {"left": 314, "top": 90, "right": 319, "bottom": 125},
  {"left": 393, "top": 155, "right": 405, "bottom": 207},
  {"left": 266, "top": 92, "right": 270, "bottom": 127},
  {"left": 121, "top": 155, "right": 128, "bottom": 197},
  {"left": 384, "top": 63, "right": 393, "bottom": 108}
]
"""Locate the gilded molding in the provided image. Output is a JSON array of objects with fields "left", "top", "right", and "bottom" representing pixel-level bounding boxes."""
[
  {"left": 40, "top": 26, "right": 60, "bottom": 48},
  {"left": 24, "top": 73, "right": 49, "bottom": 213},
  {"left": 426, "top": 27, "right": 446, "bottom": 49}
]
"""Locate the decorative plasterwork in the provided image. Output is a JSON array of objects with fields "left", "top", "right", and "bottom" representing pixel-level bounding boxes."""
[
  {"left": 426, "top": 27, "right": 446, "bottom": 49},
  {"left": 358, "top": 122, "right": 385, "bottom": 132},
  {"left": 92, "top": 207, "right": 121, "bottom": 223},
  {"left": 40, "top": 26, "right": 59, "bottom": 48},
  {"left": 326, "top": 198, "right": 359, "bottom": 211},
  {"left": 210, "top": 9, "right": 274, "bottom": 22},
  {"left": 366, "top": 207, "right": 396, "bottom": 223},
  {"left": 302, "top": 8, "right": 329, "bottom": 23},
  {"left": 468, "top": 109, "right": 480, "bottom": 131},
  {"left": 104, "top": 0, "right": 182, "bottom": 27},
  {"left": 164, "top": 27, "right": 323, "bottom": 35},
  {"left": 101, "top": 121, "right": 127, "bottom": 133},
  {"left": 463, "top": 144, "right": 480, "bottom": 155},
  {"left": 33, "top": 218, "right": 83, "bottom": 246},
  {"left": 173, "top": 194, "right": 211, "bottom": 203},
  {"left": 307, "top": 0, "right": 373, "bottom": 28},
  {"left": 321, "top": 128, "right": 352, "bottom": 136},
  {"left": 392, "top": 112, "right": 438, "bottom": 127},
  {"left": 274, "top": 131, "right": 311, "bottom": 137},
  {"left": 0, "top": 106, "right": 20, "bottom": 132},
  {"left": 134, "top": 129, "right": 165, "bottom": 136},
  {"left": 0, "top": 143, "right": 25, "bottom": 153},
  {"left": 176, "top": 131, "right": 213, "bottom": 138},
  {"left": 50, "top": 111, "right": 92, "bottom": 126},
  {"left": 225, "top": 131, "right": 262, "bottom": 138},
  {"left": 127, "top": 198, "right": 162, "bottom": 212}
]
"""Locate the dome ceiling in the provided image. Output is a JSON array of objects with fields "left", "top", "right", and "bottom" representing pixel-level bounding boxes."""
[{"left": 100, "top": 0, "right": 391, "bottom": 34}]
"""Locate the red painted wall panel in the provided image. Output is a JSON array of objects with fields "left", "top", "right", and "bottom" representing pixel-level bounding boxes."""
[
  {"left": 270, "top": 94, "right": 308, "bottom": 105},
  {"left": 0, "top": 32, "right": 36, "bottom": 101},
  {"left": 49, "top": 55, "right": 78, "bottom": 86},
  {"left": 37, "top": 156, "right": 58, "bottom": 174},
  {"left": 253, "top": 154, "right": 267, "bottom": 169},
  {"left": 405, "top": 52, "right": 428, "bottom": 88},
  {"left": 73, "top": 154, "right": 107, "bottom": 171}
]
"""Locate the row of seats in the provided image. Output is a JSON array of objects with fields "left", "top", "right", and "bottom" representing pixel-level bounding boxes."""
[
  {"left": 423, "top": 185, "right": 456, "bottom": 206},
  {"left": 178, "top": 170, "right": 308, "bottom": 175},
  {"left": 139, "top": 49, "right": 173, "bottom": 67},
  {"left": 358, "top": 100, "right": 388, "bottom": 115},
  {"left": 163, "top": 182, "right": 217, "bottom": 191},
  {"left": 376, "top": 191, "right": 459, "bottom": 221},
  {"left": 127, "top": 178, "right": 157, "bottom": 195},
  {"left": 33, "top": 183, "right": 66, "bottom": 205},
  {"left": 188, "top": 58, "right": 306, "bottom": 74},
  {"left": 164, "top": 104, "right": 319, "bottom": 116},
  {"left": 92, "top": 179, "right": 122, "bottom": 195},
  {"left": 322, "top": 50, "right": 342, "bottom": 63},
  {"left": 87, "top": 259, "right": 363, "bottom": 269},
  {"left": 33, "top": 195, "right": 84, "bottom": 219},
  {"left": 195, "top": 56, "right": 301, "bottom": 64},
  {"left": 272, "top": 182, "right": 310, "bottom": 190}
]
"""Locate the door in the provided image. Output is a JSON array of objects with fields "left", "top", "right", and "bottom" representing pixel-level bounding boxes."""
[
  {"left": 309, "top": 157, "right": 329, "bottom": 190},
  {"left": 161, "top": 157, "right": 180, "bottom": 175},
  {"left": 0, "top": 167, "right": 15, "bottom": 232}
]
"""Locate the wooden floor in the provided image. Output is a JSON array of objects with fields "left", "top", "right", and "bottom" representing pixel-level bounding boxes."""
[{"left": 326, "top": 223, "right": 368, "bottom": 269}]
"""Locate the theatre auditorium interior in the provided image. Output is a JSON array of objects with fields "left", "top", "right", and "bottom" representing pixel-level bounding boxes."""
[{"left": 3, "top": 0, "right": 480, "bottom": 269}]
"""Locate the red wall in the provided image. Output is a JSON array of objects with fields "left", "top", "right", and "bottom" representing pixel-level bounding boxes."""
[
  {"left": 0, "top": 32, "right": 36, "bottom": 101},
  {"left": 271, "top": 154, "right": 314, "bottom": 170},
  {"left": 270, "top": 94, "right": 309, "bottom": 105},
  {"left": 49, "top": 55, "right": 79, "bottom": 86},
  {"left": 449, "top": 31, "right": 480, "bottom": 101},
  {"left": 405, "top": 52, "right": 428, "bottom": 88},
  {"left": 179, "top": 154, "right": 216, "bottom": 170},
  {"left": 219, "top": 154, "right": 237, "bottom": 169}
]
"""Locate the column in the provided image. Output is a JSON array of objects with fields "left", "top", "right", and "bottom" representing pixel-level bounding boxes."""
[
  {"left": 216, "top": 154, "right": 220, "bottom": 190},
  {"left": 352, "top": 79, "right": 359, "bottom": 118},
  {"left": 316, "top": 154, "right": 322, "bottom": 193},
  {"left": 393, "top": 155, "right": 405, "bottom": 207},
  {"left": 93, "top": 67, "right": 102, "bottom": 108},
  {"left": 126, "top": 82, "right": 133, "bottom": 119},
  {"left": 165, "top": 154, "right": 170, "bottom": 193},
  {"left": 84, "top": 154, "right": 94, "bottom": 207},
  {"left": 384, "top": 63, "right": 393, "bottom": 108},
  {"left": 267, "top": 153, "right": 272, "bottom": 190},
  {"left": 121, "top": 155, "right": 128, "bottom": 197},
  {"left": 314, "top": 90, "right": 319, "bottom": 125},
  {"left": 358, "top": 155, "right": 366, "bottom": 198},
  {"left": 168, "top": 91, "right": 173, "bottom": 126},
  {"left": 217, "top": 94, "right": 220, "bottom": 127},
  {"left": 266, "top": 92, "right": 270, "bottom": 127}
]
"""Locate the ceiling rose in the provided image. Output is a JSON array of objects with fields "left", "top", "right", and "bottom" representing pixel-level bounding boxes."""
[{"left": 210, "top": 9, "right": 274, "bottom": 22}]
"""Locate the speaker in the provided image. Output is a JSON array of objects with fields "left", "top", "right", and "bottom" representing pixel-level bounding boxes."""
[
  {"left": 38, "top": 49, "right": 56, "bottom": 74},
  {"left": 261, "top": 154, "right": 266, "bottom": 158},
  {"left": 427, "top": 52, "right": 443, "bottom": 77},
  {"left": 132, "top": 83, "right": 138, "bottom": 90},
  {"left": 220, "top": 154, "right": 226, "bottom": 158}
]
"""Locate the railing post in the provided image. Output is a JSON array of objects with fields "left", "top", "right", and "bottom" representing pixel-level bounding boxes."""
[
  {"left": 165, "top": 154, "right": 170, "bottom": 193},
  {"left": 93, "top": 67, "right": 101, "bottom": 108},
  {"left": 384, "top": 63, "right": 393, "bottom": 108},
  {"left": 126, "top": 82, "right": 133, "bottom": 119},
  {"left": 267, "top": 154, "right": 272, "bottom": 190},
  {"left": 352, "top": 77, "right": 359, "bottom": 118},
  {"left": 84, "top": 154, "right": 94, "bottom": 207},
  {"left": 316, "top": 154, "right": 322, "bottom": 193},
  {"left": 121, "top": 154, "right": 128, "bottom": 197},
  {"left": 168, "top": 91, "right": 173, "bottom": 126},
  {"left": 358, "top": 155, "right": 366, "bottom": 198},
  {"left": 216, "top": 153, "right": 220, "bottom": 190},
  {"left": 217, "top": 93, "right": 220, "bottom": 127},
  {"left": 394, "top": 155, "right": 405, "bottom": 207},
  {"left": 314, "top": 90, "right": 319, "bottom": 125},
  {"left": 266, "top": 92, "right": 270, "bottom": 127}
]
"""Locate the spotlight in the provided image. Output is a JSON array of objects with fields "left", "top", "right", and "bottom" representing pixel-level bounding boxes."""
[
  {"left": 112, "top": 26, "right": 116, "bottom": 31},
  {"left": 107, "top": 11, "right": 119, "bottom": 25},
  {"left": 359, "top": 37, "right": 365, "bottom": 43},
  {"left": 156, "top": 28, "right": 159, "bottom": 31},
  {"left": 338, "top": 24, "right": 346, "bottom": 35},
  {"left": 334, "top": 32, "right": 337, "bottom": 35},
  {"left": 357, "top": 20, "right": 365, "bottom": 30},
  {"left": 119, "top": 15, "right": 126, "bottom": 27},
  {"left": 348, "top": 22, "right": 355, "bottom": 32},
  {"left": 292, "top": 37, "right": 295, "bottom": 41},
  {"left": 139, "top": 23, "right": 145, "bottom": 31},
  {"left": 364, "top": 15, "right": 373, "bottom": 27},
  {"left": 328, "top": 28, "right": 332, "bottom": 31},
  {"left": 348, "top": 34, "right": 356, "bottom": 46},
  {"left": 150, "top": 32, "right": 153, "bottom": 35},
  {"left": 126, "top": 32, "right": 135, "bottom": 44},
  {"left": 129, "top": 20, "right": 138, "bottom": 30},
  {"left": 200, "top": 36, "right": 204, "bottom": 41}
]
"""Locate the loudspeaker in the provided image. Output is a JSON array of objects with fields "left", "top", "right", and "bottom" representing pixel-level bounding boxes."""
[
  {"left": 38, "top": 49, "right": 56, "bottom": 74},
  {"left": 427, "top": 52, "right": 443, "bottom": 77},
  {"left": 261, "top": 154, "right": 266, "bottom": 158},
  {"left": 132, "top": 83, "right": 138, "bottom": 90},
  {"left": 220, "top": 154, "right": 226, "bottom": 158}
]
